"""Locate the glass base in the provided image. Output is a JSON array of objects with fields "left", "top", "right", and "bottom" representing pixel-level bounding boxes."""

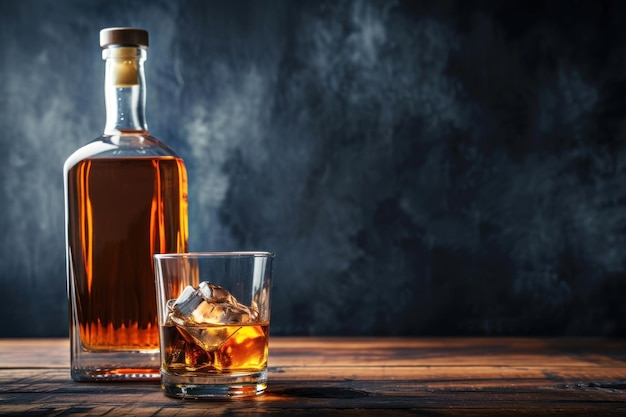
[
  {"left": 161, "top": 370, "right": 267, "bottom": 399},
  {"left": 71, "top": 348, "right": 160, "bottom": 381},
  {"left": 72, "top": 367, "right": 160, "bottom": 381}
]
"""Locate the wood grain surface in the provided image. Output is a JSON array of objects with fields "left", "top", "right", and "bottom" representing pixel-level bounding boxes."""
[{"left": 1, "top": 338, "right": 625, "bottom": 416}]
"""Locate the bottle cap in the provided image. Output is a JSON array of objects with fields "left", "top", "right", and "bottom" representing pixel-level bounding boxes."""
[{"left": 100, "top": 27, "right": 149, "bottom": 48}]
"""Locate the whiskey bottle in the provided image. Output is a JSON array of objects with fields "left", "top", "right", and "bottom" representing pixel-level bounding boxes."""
[{"left": 64, "top": 28, "right": 188, "bottom": 381}]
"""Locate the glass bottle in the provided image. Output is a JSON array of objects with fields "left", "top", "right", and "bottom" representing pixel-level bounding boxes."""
[{"left": 64, "top": 27, "right": 188, "bottom": 381}]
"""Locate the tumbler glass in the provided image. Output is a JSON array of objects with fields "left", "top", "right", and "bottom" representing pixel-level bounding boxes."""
[{"left": 154, "top": 252, "right": 274, "bottom": 398}]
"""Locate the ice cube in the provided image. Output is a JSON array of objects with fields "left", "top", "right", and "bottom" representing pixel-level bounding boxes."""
[
  {"left": 169, "top": 281, "right": 259, "bottom": 326},
  {"left": 170, "top": 286, "right": 202, "bottom": 318},
  {"left": 167, "top": 281, "right": 261, "bottom": 350},
  {"left": 198, "top": 281, "right": 238, "bottom": 305},
  {"left": 181, "top": 325, "right": 242, "bottom": 352}
]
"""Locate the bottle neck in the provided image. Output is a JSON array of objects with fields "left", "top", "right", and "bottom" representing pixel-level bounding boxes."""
[{"left": 103, "top": 47, "right": 148, "bottom": 135}]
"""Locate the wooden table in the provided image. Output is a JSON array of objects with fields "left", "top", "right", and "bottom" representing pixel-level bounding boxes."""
[{"left": 1, "top": 338, "right": 625, "bottom": 416}]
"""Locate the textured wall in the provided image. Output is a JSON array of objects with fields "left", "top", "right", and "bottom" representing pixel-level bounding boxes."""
[{"left": 1, "top": 0, "right": 625, "bottom": 337}]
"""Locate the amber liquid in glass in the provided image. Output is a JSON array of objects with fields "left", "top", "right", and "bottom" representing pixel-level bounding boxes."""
[
  {"left": 67, "top": 156, "right": 188, "bottom": 353},
  {"left": 160, "top": 322, "right": 269, "bottom": 374}
]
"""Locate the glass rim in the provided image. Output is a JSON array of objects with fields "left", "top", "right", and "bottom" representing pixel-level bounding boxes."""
[{"left": 154, "top": 251, "right": 275, "bottom": 260}]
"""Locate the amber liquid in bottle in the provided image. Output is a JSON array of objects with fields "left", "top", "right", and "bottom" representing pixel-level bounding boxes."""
[{"left": 67, "top": 156, "right": 187, "bottom": 352}]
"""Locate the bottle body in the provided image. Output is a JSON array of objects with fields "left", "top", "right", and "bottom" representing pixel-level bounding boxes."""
[
  {"left": 65, "top": 135, "right": 188, "bottom": 380},
  {"left": 65, "top": 28, "right": 187, "bottom": 381}
]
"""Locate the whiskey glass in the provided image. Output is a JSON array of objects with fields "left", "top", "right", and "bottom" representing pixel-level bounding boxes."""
[{"left": 154, "top": 252, "right": 274, "bottom": 398}]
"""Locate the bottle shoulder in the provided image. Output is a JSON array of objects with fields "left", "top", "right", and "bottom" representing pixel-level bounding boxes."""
[{"left": 64, "top": 134, "right": 184, "bottom": 172}]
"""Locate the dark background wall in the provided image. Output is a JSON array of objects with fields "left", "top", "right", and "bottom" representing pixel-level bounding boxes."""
[{"left": 1, "top": 0, "right": 625, "bottom": 338}]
